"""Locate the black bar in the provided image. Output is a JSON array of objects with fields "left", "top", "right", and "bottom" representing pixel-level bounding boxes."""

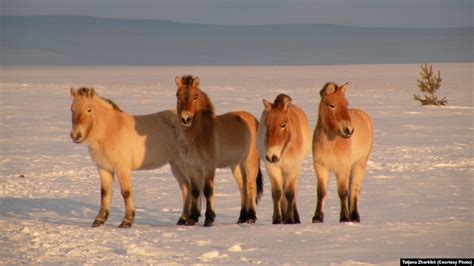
[{"left": 401, "top": 259, "right": 473, "bottom": 266}]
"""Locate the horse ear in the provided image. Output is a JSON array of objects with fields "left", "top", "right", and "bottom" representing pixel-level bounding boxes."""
[
  {"left": 320, "top": 82, "right": 337, "bottom": 98},
  {"left": 340, "top": 82, "right": 349, "bottom": 95},
  {"left": 70, "top": 87, "right": 77, "bottom": 98},
  {"left": 283, "top": 100, "right": 291, "bottom": 111},
  {"left": 192, "top": 77, "right": 200, "bottom": 88},
  {"left": 175, "top": 76, "right": 182, "bottom": 88},
  {"left": 263, "top": 99, "right": 272, "bottom": 111},
  {"left": 89, "top": 87, "right": 96, "bottom": 98}
]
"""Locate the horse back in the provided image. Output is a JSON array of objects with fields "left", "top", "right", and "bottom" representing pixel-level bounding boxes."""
[
  {"left": 131, "top": 110, "right": 179, "bottom": 170},
  {"left": 215, "top": 111, "right": 257, "bottom": 168}
]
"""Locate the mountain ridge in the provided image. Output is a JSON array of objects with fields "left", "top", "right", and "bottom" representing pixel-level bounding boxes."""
[{"left": 1, "top": 15, "right": 472, "bottom": 66}]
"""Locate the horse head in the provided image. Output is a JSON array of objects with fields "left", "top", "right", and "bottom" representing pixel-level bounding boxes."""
[
  {"left": 262, "top": 94, "right": 293, "bottom": 163},
  {"left": 319, "top": 82, "right": 354, "bottom": 138},
  {"left": 175, "top": 75, "right": 214, "bottom": 127}
]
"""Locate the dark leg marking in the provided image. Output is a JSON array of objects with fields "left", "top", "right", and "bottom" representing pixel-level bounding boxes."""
[
  {"left": 272, "top": 189, "right": 282, "bottom": 224},
  {"left": 237, "top": 209, "right": 248, "bottom": 224},
  {"left": 118, "top": 210, "right": 135, "bottom": 228},
  {"left": 292, "top": 206, "right": 301, "bottom": 224},
  {"left": 92, "top": 210, "right": 109, "bottom": 227},
  {"left": 203, "top": 182, "right": 215, "bottom": 227},
  {"left": 246, "top": 209, "right": 257, "bottom": 224},
  {"left": 312, "top": 211, "right": 324, "bottom": 223},
  {"left": 314, "top": 184, "right": 326, "bottom": 223},
  {"left": 338, "top": 188, "right": 350, "bottom": 223},
  {"left": 122, "top": 190, "right": 131, "bottom": 199},
  {"left": 101, "top": 188, "right": 108, "bottom": 197},
  {"left": 186, "top": 187, "right": 201, "bottom": 226},
  {"left": 350, "top": 211, "right": 360, "bottom": 223},
  {"left": 177, "top": 217, "right": 187, "bottom": 225}
]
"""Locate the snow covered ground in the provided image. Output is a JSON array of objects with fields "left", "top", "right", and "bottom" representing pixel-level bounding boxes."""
[{"left": 1, "top": 64, "right": 472, "bottom": 264}]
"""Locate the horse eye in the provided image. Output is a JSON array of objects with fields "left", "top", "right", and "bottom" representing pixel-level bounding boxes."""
[
  {"left": 87, "top": 108, "right": 92, "bottom": 113},
  {"left": 280, "top": 123, "right": 286, "bottom": 128},
  {"left": 329, "top": 104, "right": 335, "bottom": 109},
  {"left": 193, "top": 94, "right": 199, "bottom": 100}
]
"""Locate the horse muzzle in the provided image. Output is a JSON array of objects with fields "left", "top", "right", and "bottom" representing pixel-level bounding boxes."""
[
  {"left": 180, "top": 112, "right": 193, "bottom": 127},
  {"left": 265, "top": 154, "right": 280, "bottom": 163},
  {"left": 70, "top": 131, "right": 83, "bottom": 144},
  {"left": 341, "top": 127, "right": 354, "bottom": 138}
]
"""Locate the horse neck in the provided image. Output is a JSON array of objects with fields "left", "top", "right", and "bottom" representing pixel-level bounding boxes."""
[
  {"left": 316, "top": 104, "right": 337, "bottom": 140},
  {"left": 88, "top": 99, "right": 124, "bottom": 144},
  {"left": 179, "top": 110, "right": 215, "bottom": 151}
]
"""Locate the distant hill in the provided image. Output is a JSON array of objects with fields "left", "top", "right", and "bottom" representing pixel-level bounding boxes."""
[{"left": 1, "top": 15, "right": 473, "bottom": 66}]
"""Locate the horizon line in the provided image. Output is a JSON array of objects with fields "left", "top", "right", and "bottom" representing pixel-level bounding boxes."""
[{"left": 2, "top": 14, "right": 473, "bottom": 30}]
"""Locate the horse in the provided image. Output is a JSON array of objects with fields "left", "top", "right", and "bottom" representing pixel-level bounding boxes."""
[
  {"left": 69, "top": 87, "right": 190, "bottom": 228},
  {"left": 312, "top": 82, "right": 373, "bottom": 223},
  {"left": 174, "top": 75, "right": 263, "bottom": 227},
  {"left": 257, "top": 94, "right": 312, "bottom": 224}
]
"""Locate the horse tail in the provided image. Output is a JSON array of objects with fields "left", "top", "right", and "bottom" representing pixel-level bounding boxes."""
[{"left": 256, "top": 168, "right": 264, "bottom": 204}]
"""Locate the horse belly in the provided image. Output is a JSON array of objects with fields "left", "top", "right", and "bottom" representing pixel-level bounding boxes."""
[
  {"left": 215, "top": 114, "right": 252, "bottom": 168},
  {"left": 132, "top": 120, "right": 178, "bottom": 170},
  {"left": 349, "top": 109, "right": 373, "bottom": 163}
]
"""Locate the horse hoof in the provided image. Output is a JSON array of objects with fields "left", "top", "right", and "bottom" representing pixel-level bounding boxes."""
[
  {"left": 204, "top": 219, "right": 214, "bottom": 227},
  {"left": 312, "top": 218, "right": 323, "bottom": 223},
  {"left": 350, "top": 212, "right": 360, "bottom": 223},
  {"left": 92, "top": 220, "right": 104, "bottom": 227},
  {"left": 236, "top": 218, "right": 245, "bottom": 224},
  {"left": 272, "top": 219, "right": 282, "bottom": 224},
  {"left": 118, "top": 222, "right": 132, "bottom": 228},
  {"left": 339, "top": 216, "right": 350, "bottom": 223},
  {"left": 185, "top": 219, "right": 196, "bottom": 226},
  {"left": 177, "top": 218, "right": 187, "bottom": 225},
  {"left": 312, "top": 212, "right": 324, "bottom": 223},
  {"left": 246, "top": 219, "right": 256, "bottom": 225}
]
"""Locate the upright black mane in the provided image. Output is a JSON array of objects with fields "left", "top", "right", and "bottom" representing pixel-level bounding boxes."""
[
  {"left": 273, "top": 93, "right": 292, "bottom": 108},
  {"left": 180, "top": 75, "right": 196, "bottom": 86}
]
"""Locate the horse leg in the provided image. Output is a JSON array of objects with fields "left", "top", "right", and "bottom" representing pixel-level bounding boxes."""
[
  {"left": 312, "top": 164, "right": 329, "bottom": 223},
  {"left": 231, "top": 164, "right": 247, "bottom": 224},
  {"left": 116, "top": 169, "right": 135, "bottom": 228},
  {"left": 243, "top": 156, "right": 260, "bottom": 224},
  {"left": 203, "top": 171, "right": 216, "bottom": 227},
  {"left": 186, "top": 176, "right": 202, "bottom": 226},
  {"left": 336, "top": 169, "right": 350, "bottom": 222},
  {"left": 92, "top": 167, "right": 113, "bottom": 227},
  {"left": 170, "top": 162, "right": 190, "bottom": 225},
  {"left": 349, "top": 162, "right": 367, "bottom": 223},
  {"left": 268, "top": 169, "right": 284, "bottom": 224},
  {"left": 284, "top": 176, "right": 300, "bottom": 224}
]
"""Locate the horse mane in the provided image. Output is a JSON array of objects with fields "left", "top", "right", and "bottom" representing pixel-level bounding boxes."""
[
  {"left": 272, "top": 94, "right": 292, "bottom": 109},
  {"left": 77, "top": 87, "right": 123, "bottom": 112},
  {"left": 180, "top": 75, "right": 196, "bottom": 86}
]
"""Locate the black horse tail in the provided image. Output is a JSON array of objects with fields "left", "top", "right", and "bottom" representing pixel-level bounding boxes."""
[{"left": 256, "top": 168, "right": 264, "bottom": 204}]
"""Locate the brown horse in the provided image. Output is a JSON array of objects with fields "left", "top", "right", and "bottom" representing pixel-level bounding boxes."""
[
  {"left": 312, "top": 82, "right": 373, "bottom": 223},
  {"left": 70, "top": 87, "right": 190, "bottom": 227},
  {"left": 174, "top": 75, "right": 263, "bottom": 226},
  {"left": 257, "top": 94, "right": 311, "bottom": 224}
]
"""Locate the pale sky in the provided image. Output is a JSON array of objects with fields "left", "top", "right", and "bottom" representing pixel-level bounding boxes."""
[{"left": 1, "top": 0, "right": 472, "bottom": 28}]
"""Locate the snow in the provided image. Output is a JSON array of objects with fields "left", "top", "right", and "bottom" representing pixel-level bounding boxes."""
[{"left": 0, "top": 64, "right": 472, "bottom": 264}]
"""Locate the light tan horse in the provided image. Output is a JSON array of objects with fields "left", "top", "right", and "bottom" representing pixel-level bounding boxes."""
[
  {"left": 257, "top": 94, "right": 311, "bottom": 224},
  {"left": 70, "top": 87, "right": 190, "bottom": 227},
  {"left": 174, "top": 75, "right": 263, "bottom": 227},
  {"left": 312, "top": 82, "right": 373, "bottom": 223}
]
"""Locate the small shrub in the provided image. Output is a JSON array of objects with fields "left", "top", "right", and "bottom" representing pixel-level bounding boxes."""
[{"left": 413, "top": 64, "right": 447, "bottom": 106}]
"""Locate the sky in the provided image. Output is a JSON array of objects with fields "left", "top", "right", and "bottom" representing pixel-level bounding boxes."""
[{"left": 1, "top": 0, "right": 473, "bottom": 28}]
